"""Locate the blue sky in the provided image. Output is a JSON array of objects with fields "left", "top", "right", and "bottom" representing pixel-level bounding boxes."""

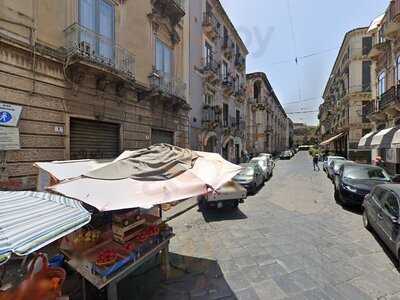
[{"left": 221, "top": 0, "right": 388, "bottom": 125}]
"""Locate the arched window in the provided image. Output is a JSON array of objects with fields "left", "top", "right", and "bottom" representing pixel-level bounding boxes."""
[
  {"left": 253, "top": 81, "right": 260, "bottom": 101},
  {"left": 378, "top": 71, "right": 386, "bottom": 97}
]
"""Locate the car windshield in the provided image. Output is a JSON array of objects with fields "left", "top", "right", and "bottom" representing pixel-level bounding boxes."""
[
  {"left": 343, "top": 166, "right": 391, "bottom": 181},
  {"left": 240, "top": 167, "right": 254, "bottom": 176},
  {"left": 332, "top": 160, "right": 346, "bottom": 171},
  {"left": 328, "top": 157, "right": 345, "bottom": 164}
]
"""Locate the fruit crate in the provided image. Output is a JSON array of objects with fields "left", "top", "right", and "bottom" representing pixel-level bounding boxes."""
[{"left": 83, "top": 240, "right": 134, "bottom": 278}]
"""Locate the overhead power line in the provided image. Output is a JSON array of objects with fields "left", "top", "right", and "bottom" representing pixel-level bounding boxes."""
[
  {"left": 267, "top": 47, "right": 339, "bottom": 66},
  {"left": 286, "top": 110, "right": 319, "bottom": 115},
  {"left": 282, "top": 97, "right": 322, "bottom": 106}
]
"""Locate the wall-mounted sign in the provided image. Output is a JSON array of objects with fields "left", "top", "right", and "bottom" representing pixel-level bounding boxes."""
[
  {"left": 0, "top": 102, "right": 22, "bottom": 127},
  {"left": 0, "top": 127, "right": 20, "bottom": 150}
]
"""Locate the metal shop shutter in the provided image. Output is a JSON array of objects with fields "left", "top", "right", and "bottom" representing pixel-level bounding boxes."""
[
  {"left": 70, "top": 118, "right": 120, "bottom": 160},
  {"left": 151, "top": 129, "right": 174, "bottom": 145}
]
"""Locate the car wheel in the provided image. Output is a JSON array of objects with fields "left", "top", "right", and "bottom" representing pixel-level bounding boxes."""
[
  {"left": 334, "top": 188, "right": 341, "bottom": 203},
  {"left": 363, "top": 210, "right": 371, "bottom": 230}
]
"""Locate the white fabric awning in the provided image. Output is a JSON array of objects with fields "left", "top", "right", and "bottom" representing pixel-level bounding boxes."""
[
  {"left": 320, "top": 132, "right": 344, "bottom": 146},
  {"left": 391, "top": 128, "right": 400, "bottom": 148},
  {"left": 358, "top": 131, "right": 376, "bottom": 149},
  {"left": 371, "top": 127, "right": 395, "bottom": 148},
  {"left": 0, "top": 191, "right": 91, "bottom": 261}
]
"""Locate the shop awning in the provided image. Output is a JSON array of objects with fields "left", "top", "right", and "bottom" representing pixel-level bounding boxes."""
[
  {"left": 391, "top": 128, "right": 400, "bottom": 148},
  {"left": 36, "top": 144, "right": 242, "bottom": 211},
  {"left": 358, "top": 131, "right": 377, "bottom": 149},
  {"left": 319, "top": 132, "right": 344, "bottom": 146},
  {"left": 371, "top": 127, "right": 397, "bottom": 148},
  {"left": 0, "top": 191, "right": 91, "bottom": 261}
]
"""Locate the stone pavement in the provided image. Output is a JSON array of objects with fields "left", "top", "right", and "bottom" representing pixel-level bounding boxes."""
[{"left": 152, "top": 151, "right": 400, "bottom": 300}]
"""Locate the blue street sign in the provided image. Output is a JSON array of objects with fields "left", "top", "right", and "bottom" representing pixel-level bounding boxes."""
[{"left": 0, "top": 111, "right": 12, "bottom": 124}]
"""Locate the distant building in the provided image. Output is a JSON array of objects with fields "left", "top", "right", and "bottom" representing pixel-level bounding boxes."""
[
  {"left": 293, "top": 123, "right": 317, "bottom": 146},
  {"left": 246, "top": 72, "right": 289, "bottom": 155}
]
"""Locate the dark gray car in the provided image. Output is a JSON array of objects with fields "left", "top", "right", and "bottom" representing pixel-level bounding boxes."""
[{"left": 363, "top": 184, "right": 400, "bottom": 264}]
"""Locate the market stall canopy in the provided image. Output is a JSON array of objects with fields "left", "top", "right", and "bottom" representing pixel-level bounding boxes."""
[
  {"left": 0, "top": 191, "right": 91, "bottom": 261},
  {"left": 358, "top": 131, "right": 377, "bottom": 149},
  {"left": 319, "top": 132, "right": 344, "bottom": 146},
  {"left": 36, "top": 144, "right": 241, "bottom": 211},
  {"left": 370, "top": 127, "right": 398, "bottom": 148}
]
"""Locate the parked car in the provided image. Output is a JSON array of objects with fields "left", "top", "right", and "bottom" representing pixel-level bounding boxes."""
[
  {"left": 363, "top": 184, "right": 400, "bottom": 264},
  {"left": 258, "top": 153, "right": 273, "bottom": 160},
  {"left": 328, "top": 159, "right": 350, "bottom": 180},
  {"left": 200, "top": 180, "right": 247, "bottom": 209},
  {"left": 250, "top": 157, "right": 273, "bottom": 180},
  {"left": 280, "top": 150, "right": 292, "bottom": 160},
  {"left": 323, "top": 156, "right": 346, "bottom": 173},
  {"left": 233, "top": 163, "right": 264, "bottom": 194},
  {"left": 334, "top": 164, "right": 392, "bottom": 206}
]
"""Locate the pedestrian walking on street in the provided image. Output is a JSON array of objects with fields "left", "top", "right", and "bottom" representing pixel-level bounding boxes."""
[{"left": 313, "top": 153, "right": 320, "bottom": 171}]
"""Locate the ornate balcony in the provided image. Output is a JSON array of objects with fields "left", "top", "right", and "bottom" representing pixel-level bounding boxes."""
[
  {"left": 202, "top": 57, "right": 220, "bottom": 85},
  {"left": 368, "top": 40, "right": 389, "bottom": 60},
  {"left": 202, "top": 12, "right": 219, "bottom": 40},
  {"left": 379, "top": 86, "right": 397, "bottom": 109},
  {"left": 202, "top": 105, "right": 220, "bottom": 130},
  {"left": 367, "top": 99, "right": 387, "bottom": 122},
  {"left": 235, "top": 53, "right": 246, "bottom": 71},
  {"left": 149, "top": 70, "right": 186, "bottom": 101},
  {"left": 222, "top": 36, "right": 235, "bottom": 59},
  {"left": 64, "top": 23, "right": 135, "bottom": 85},
  {"left": 151, "top": 0, "right": 185, "bottom": 27},
  {"left": 222, "top": 75, "right": 234, "bottom": 96}
]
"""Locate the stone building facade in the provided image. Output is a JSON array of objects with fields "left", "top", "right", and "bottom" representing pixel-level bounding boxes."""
[
  {"left": 319, "top": 27, "right": 374, "bottom": 160},
  {"left": 246, "top": 72, "right": 288, "bottom": 155},
  {"left": 187, "top": 0, "right": 248, "bottom": 163},
  {"left": 0, "top": 0, "right": 190, "bottom": 190},
  {"left": 364, "top": 0, "right": 400, "bottom": 173}
]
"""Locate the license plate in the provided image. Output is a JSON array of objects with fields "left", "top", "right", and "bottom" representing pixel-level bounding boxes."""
[{"left": 217, "top": 202, "right": 223, "bottom": 208}]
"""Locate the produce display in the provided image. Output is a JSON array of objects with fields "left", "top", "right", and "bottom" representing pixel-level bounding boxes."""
[
  {"left": 72, "top": 230, "right": 102, "bottom": 252},
  {"left": 135, "top": 225, "right": 159, "bottom": 243},
  {"left": 95, "top": 250, "right": 119, "bottom": 267}
]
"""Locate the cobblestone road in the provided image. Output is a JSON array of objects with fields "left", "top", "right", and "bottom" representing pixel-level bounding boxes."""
[{"left": 153, "top": 152, "right": 400, "bottom": 300}]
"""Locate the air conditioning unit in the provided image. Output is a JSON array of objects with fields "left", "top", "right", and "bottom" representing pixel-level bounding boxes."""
[{"left": 79, "top": 41, "right": 91, "bottom": 56}]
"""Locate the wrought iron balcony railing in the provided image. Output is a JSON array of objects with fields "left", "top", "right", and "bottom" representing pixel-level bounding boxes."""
[
  {"left": 379, "top": 86, "right": 397, "bottom": 109},
  {"left": 150, "top": 71, "right": 186, "bottom": 100},
  {"left": 202, "top": 106, "right": 217, "bottom": 123},
  {"left": 202, "top": 57, "right": 220, "bottom": 75},
  {"left": 202, "top": 12, "right": 219, "bottom": 37},
  {"left": 64, "top": 23, "right": 135, "bottom": 79}
]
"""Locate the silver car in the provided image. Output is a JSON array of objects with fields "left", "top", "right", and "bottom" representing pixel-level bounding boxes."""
[{"left": 250, "top": 157, "right": 273, "bottom": 180}]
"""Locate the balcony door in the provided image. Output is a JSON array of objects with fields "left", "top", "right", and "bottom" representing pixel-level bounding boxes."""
[
  {"left": 79, "top": 0, "right": 115, "bottom": 63},
  {"left": 156, "top": 38, "right": 173, "bottom": 84}
]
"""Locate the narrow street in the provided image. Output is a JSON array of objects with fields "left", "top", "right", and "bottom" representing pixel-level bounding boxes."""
[{"left": 153, "top": 152, "right": 400, "bottom": 300}]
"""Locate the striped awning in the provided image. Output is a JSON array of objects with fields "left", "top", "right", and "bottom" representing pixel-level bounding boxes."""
[
  {"left": 358, "top": 131, "right": 377, "bottom": 149},
  {"left": 320, "top": 132, "right": 344, "bottom": 146},
  {"left": 371, "top": 127, "right": 397, "bottom": 148},
  {"left": 0, "top": 191, "right": 91, "bottom": 262}
]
